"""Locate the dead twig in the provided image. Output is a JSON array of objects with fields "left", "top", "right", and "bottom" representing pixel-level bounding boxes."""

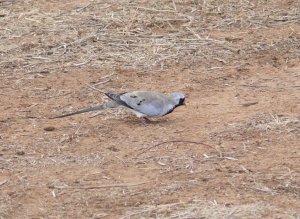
[
  {"left": 241, "top": 101, "right": 258, "bottom": 107},
  {"left": 31, "top": 181, "right": 151, "bottom": 190},
  {"left": 133, "top": 6, "right": 176, "bottom": 13},
  {"left": 73, "top": 59, "right": 91, "bottom": 67},
  {"left": 85, "top": 83, "right": 106, "bottom": 94},
  {"left": 92, "top": 79, "right": 111, "bottom": 86},
  {"left": 136, "top": 140, "right": 222, "bottom": 157},
  {"left": 74, "top": 119, "right": 85, "bottom": 135},
  {"left": 240, "top": 84, "right": 268, "bottom": 88},
  {"left": 0, "top": 179, "right": 8, "bottom": 187},
  {"left": 99, "top": 72, "right": 115, "bottom": 80},
  {"left": 172, "top": 0, "right": 177, "bottom": 11}
]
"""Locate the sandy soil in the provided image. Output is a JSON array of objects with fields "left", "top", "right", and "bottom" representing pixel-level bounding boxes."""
[{"left": 0, "top": 0, "right": 299, "bottom": 218}]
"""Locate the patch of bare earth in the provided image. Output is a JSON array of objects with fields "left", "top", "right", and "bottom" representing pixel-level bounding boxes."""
[{"left": 0, "top": 0, "right": 299, "bottom": 218}]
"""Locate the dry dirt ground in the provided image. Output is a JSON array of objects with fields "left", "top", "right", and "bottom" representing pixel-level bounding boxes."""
[{"left": 0, "top": 0, "right": 300, "bottom": 218}]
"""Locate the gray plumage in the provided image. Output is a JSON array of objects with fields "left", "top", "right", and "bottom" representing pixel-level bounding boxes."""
[{"left": 52, "top": 91, "right": 185, "bottom": 120}]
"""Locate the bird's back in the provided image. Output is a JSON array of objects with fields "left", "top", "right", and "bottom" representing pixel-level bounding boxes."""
[{"left": 108, "top": 91, "right": 175, "bottom": 117}]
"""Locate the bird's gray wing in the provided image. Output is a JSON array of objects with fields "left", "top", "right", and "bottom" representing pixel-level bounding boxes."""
[
  {"left": 119, "top": 91, "right": 175, "bottom": 117},
  {"left": 51, "top": 101, "right": 120, "bottom": 119},
  {"left": 105, "top": 92, "right": 135, "bottom": 110}
]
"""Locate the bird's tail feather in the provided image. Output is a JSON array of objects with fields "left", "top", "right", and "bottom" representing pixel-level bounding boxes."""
[{"left": 51, "top": 101, "right": 119, "bottom": 119}]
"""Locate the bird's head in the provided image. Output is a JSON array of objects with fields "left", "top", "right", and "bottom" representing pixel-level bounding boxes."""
[{"left": 170, "top": 92, "right": 185, "bottom": 107}]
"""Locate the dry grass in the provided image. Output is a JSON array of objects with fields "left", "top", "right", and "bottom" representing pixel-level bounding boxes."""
[
  {"left": 209, "top": 113, "right": 300, "bottom": 148},
  {"left": 121, "top": 200, "right": 298, "bottom": 219},
  {"left": 0, "top": 0, "right": 299, "bottom": 76},
  {"left": 247, "top": 113, "right": 300, "bottom": 134},
  {"left": 227, "top": 113, "right": 300, "bottom": 134}
]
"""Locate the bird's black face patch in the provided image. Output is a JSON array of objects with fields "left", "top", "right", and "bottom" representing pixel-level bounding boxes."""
[
  {"left": 178, "top": 97, "right": 185, "bottom": 106},
  {"left": 130, "top": 95, "right": 138, "bottom": 98}
]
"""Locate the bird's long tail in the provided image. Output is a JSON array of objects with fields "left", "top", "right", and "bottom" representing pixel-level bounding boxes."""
[{"left": 51, "top": 101, "right": 120, "bottom": 119}]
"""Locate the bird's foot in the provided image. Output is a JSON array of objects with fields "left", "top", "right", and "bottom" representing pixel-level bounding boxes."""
[{"left": 140, "top": 117, "right": 151, "bottom": 125}]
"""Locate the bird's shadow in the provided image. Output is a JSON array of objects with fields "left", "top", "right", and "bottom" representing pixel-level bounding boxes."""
[{"left": 125, "top": 117, "right": 172, "bottom": 126}]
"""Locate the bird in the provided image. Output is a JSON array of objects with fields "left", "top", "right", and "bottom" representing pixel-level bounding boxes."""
[{"left": 52, "top": 91, "right": 185, "bottom": 123}]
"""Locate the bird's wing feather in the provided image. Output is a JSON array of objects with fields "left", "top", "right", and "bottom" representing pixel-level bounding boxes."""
[
  {"left": 119, "top": 91, "right": 174, "bottom": 116},
  {"left": 105, "top": 92, "right": 135, "bottom": 110}
]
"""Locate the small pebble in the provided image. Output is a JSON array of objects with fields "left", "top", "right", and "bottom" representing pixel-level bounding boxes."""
[
  {"left": 16, "top": 151, "right": 25, "bottom": 156},
  {"left": 44, "top": 126, "right": 56, "bottom": 131}
]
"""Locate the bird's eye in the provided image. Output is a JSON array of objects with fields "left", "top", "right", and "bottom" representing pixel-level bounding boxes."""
[{"left": 179, "top": 98, "right": 185, "bottom": 105}]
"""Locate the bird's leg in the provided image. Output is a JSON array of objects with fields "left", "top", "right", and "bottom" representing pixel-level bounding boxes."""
[{"left": 140, "top": 117, "right": 151, "bottom": 125}]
